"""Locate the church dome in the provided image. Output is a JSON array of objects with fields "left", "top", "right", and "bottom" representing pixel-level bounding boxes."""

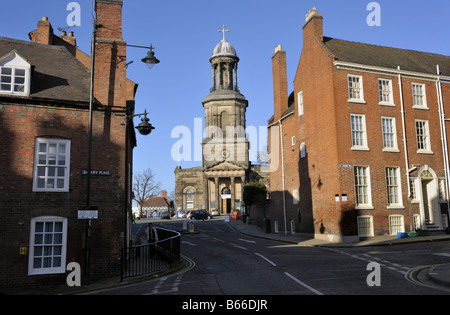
[{"left": 212, "top": 38, "right": 237, "bottom": 58}]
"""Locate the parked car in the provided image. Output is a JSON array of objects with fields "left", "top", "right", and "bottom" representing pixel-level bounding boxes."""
[
  {"left": 211, "top": 210, "right": 219, "bottom": 216},
  {"left": 161, "top": 211, "right": 171, "bottom": 219},
  {"left": 189, "top": 210, "right": 212, "bottom": 220}
]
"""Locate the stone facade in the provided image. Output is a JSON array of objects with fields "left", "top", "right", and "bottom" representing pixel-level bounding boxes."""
[{"left": 175, "top": 31, "right": 269, "bottom": 214}]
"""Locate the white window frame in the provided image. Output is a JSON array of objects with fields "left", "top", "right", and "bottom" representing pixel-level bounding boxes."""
[
  {"left": 410, "top": 178, "right": 419, "bottom": 203},
  {"left": 350, "top": 114, "right": 369, "bottom": 151},
  {"left": 357, "top": 216, "right": 374, "bottom": 237},
  {"left": 389, "top": 215, "right": 405, "bottom": 235},
  {"left": 291, "top": 136, "right": 295, "bottom": 146},
  {"left": 354, "top": 166, "right": 373, "bottom": 209},
  {"left": 33, "top": 138, "right": 71, "bottom": 192},
  {"left": 385, "top": 167, "right": 403, "bottom": 208},
  {"left": 297, "top": 91, "right": 304, "bottom": 116},
  {"left": 293, "top": 189, "right": 299, "bottom": 205},
  {"left": 348, "top": 74, "right": 365, "bottom": 103},
  {"left": 0, "top": 51, "right": 31, "bottom": 97},
  {"left": 412, "top": 83, "right": 427, "bottom": 109},
  {"left": 438, "top": 178, "right": 448, "bottom": 202},
  {"left": 378, "top": 78, "right": 394, "bottom": 106},
  {"left": 415, "top": 119, "right": 432, "bottom": 154},
  {"left": 28, "top": 216, "right": 68, "bottom": 275},
  {"left": 300, "top": 143, "right": 306, "bottom": 158},
  {"left": 381, "top": 117, "right": 399, "bottom": 152}
]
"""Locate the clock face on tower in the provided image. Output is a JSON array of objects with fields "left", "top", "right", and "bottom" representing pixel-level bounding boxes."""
[{"left": 222, "top": 149, "right": 229, "bottom": 158}]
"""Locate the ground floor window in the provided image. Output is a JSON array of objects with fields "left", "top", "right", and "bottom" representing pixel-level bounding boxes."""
[{"left": 28, "top": 216, "right": 68, "bottom": 275}]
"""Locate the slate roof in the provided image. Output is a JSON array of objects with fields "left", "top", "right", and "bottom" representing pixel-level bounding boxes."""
[
  {"left": 0, "top": 37, "right": 91, "bottom": 102},
  {"left": 323, "top": 36, "right": 450, "bottom": 76}
]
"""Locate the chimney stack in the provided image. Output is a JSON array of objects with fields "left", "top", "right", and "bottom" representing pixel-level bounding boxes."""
[
  {"left": 272, "top": 45, "right": 289, "bottom": 121},
  {"left": 93, "top": 0, "right": 127, "bottom": 107},
  {"left": 303, "top": 7, "right": 323, "bottom": 43},
  {"left": 29, "top": 17, "right": 54, "bottom": 45}
]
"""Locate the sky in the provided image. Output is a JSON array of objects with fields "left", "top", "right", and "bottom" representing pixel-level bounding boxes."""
[{"left": 1, "top": 0, "right": 449, "bottom": 196}]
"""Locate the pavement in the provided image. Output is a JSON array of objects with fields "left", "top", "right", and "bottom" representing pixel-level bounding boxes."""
[{"left": 10, "top": 217, "right": 450, "bottom": 294}]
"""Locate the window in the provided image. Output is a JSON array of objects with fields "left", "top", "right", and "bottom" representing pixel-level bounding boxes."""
[
  {"left": 386, "top": 167, "right": 403, "bottom": 207},
  {"left": 410, "top": 178, "right": 418, "bottom": 202},
  {"left": 389, "top": 215, "right": 405, "bottom": 235},
  {"left": 33, "top": 138, "right": 71, "bottom": 192},
  {"left": 348, "top": 75, "right": 364, "bottom": 102},
  {"left": 186, "top": 188, "right": 194, "bottom": 210},
  {"left": 354, "top": 166, "right": 372, "bottom": 208},
  {"left": 415, "top": 120, "right": 432, "bottom": 153},
  {"left": 357, "top": 216, "right": 374, "bottom": 237},
  {"left": 350, "top": 114, "right": 368, "bottom": 150},
  {"left": 439, "top": 179, "right": 447, "bottom": 202},
  {"left": 0, "top": 51, "right": 31, "bottom": 96},
  {"left": 412, "top": 83, "right": 427, "bottom": 108},
  {"left": 28, "top": 216, "right": 68, "bottom": 275},
  {"left": 293, "top": 189, "right": 298, "bottom": 205},
  {"left": 381, "top": 117, "right": 398, "bottom": 151},
  {"left": 298, "top": 91, "right": 304, "bottom": 116},
  {"left": 378, "top": 79, "right": 394, "bottom": 105},
  {"left": 300, "top": 143, "right": 306, "bottom": 158}
]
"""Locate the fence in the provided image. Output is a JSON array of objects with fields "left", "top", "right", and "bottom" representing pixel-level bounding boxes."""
[{"left": 120, "top": 227, "right": 181, "bottom": 282}]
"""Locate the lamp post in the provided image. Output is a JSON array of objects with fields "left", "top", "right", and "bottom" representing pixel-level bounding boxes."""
[{"left": 84, "top": 17, "right": 159, "bottom": 277}]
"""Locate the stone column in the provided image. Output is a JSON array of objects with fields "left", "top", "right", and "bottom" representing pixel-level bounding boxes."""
[
  {"left": 215, "top": 177, "right": 220, "bottom": 214},
  {"left": 231, "top": 177, "right": 235, "bottom": 212}
]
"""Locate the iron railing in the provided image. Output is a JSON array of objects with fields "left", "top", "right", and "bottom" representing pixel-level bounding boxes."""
[{"left": 120, "top": 227, "right": 181, "bottom": 282}]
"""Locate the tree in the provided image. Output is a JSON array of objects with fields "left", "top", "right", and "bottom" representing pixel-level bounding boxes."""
[
  {"left": 243, "top": 181, "right": 267, "bottom": 206},
  {"left": 133, "top": 168, "right": 161, "bottom": 217}
]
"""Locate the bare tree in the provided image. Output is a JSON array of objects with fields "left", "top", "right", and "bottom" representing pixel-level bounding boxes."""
[{"left": 133, "top": 168, "right": 161, "bottom": 217}]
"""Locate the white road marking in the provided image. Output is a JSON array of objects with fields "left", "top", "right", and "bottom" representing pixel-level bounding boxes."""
[
  {"left": 254, "top": 253, "right": 277, "bottom": 267},
  {"left": 284, "top": 272, "right": 324, "bottom": 295}
]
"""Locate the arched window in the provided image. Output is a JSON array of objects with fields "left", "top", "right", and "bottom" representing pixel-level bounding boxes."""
[{"left": 186, "top": 188, "right": 194, "bottom": 210}]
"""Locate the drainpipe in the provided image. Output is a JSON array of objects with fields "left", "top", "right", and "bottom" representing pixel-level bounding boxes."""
[
  {"left": 279, "top": 121, "right": 288, "bottom": 236},
  {"left": 436, "top": 65, "right": 450, "bottom": 227},
  {"left": 398, "top": 66, "right": 412, "bottom": 228}
]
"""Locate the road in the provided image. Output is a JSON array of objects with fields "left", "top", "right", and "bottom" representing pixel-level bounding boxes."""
[{"left": 92, "top": 218, "right": 450, "bottom": 295}]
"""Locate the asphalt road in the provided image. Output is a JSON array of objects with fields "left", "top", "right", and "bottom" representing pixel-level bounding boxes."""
[{"left": 93, "top": 218, "right": 450, "bottom": 296}]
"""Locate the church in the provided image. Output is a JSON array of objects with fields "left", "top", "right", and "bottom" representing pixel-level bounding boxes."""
[{"left": 174, "top": 27, "right": 269, "bottom": 215}]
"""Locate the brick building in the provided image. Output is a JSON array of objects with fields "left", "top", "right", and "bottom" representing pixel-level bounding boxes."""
[
  {"left": 0, "top": 0, "right": 140, "bottom": 290},
  {"left": 268, "top": 8, "right": 450, "bottom": 242}
]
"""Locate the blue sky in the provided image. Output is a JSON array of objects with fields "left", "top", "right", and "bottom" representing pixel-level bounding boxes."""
[{"left": 1, "top": 0, "right": 449, "bottom": 195}]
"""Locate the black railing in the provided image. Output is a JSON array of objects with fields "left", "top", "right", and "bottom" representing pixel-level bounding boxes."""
[{"left": 120, "top": 227, "right": 181, "bottom": 282}]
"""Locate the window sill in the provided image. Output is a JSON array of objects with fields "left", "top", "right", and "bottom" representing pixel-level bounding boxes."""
[
  {"left": 379, "top": 102, "right": 395, "bottom": 107},
  {"left": 382, "top": 148, "right": 400, "bottom": 153},
  {"left": 348, "top": 99, "right": 366, "bottom": 104},
  {"left": 412, "top": 105, "right": 429, "bottom": 110},
  {"left": 387, "top": 205, "right": 405, "bottom": 210},
  {"left": 351, "top": 147, "right": 370, "bottom": 151},
  {"left": 356, "top": 205, "right": 374, "bottom": 210},
  {"left": 417, "top": 149, "right": 434, "bottom": 155}
]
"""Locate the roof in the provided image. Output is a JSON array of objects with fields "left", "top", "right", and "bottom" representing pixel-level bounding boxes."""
[
  {"left": 0, "top": 37, "right": 91, "bottom": 102},
  {"left": 142, "top": 196, "right": 170, "bottom": 209},
  {"left": 323, "top": 36, "right": 450, "bottom": 76},
  {"left": 212, "top": 39, "right": 237, "bottom": 58}
]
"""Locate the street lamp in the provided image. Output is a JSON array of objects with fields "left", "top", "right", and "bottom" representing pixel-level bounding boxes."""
[
  {"left": 134, "top": 110, "right": 155, "bottom": 136},
  {"left": 141, "top": 45, "right": 160, "bottom": 70}
]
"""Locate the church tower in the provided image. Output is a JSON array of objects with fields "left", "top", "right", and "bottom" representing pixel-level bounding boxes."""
[{"left": 202, "top": 26, "right": 249, "bottom": 169}]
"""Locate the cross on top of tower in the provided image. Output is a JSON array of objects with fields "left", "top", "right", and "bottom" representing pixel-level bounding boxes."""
[{"left": 218, "top": 25, "right": 229, "bottom": 41}]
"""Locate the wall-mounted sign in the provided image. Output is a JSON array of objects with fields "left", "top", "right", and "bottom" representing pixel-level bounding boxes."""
[
  {"left": 81, "top": 170, "right": 112, "bottom": 176},
  {"left": 221, "top": 194, "right": 231, "bottom": 199},
  {"left": 78, "top": 210, "right": 98, "bottom": 219}
]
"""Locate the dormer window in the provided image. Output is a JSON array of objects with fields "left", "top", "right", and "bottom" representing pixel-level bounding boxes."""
[{"left": 0, "top": 51, "right": 31, "bottom": 97}]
